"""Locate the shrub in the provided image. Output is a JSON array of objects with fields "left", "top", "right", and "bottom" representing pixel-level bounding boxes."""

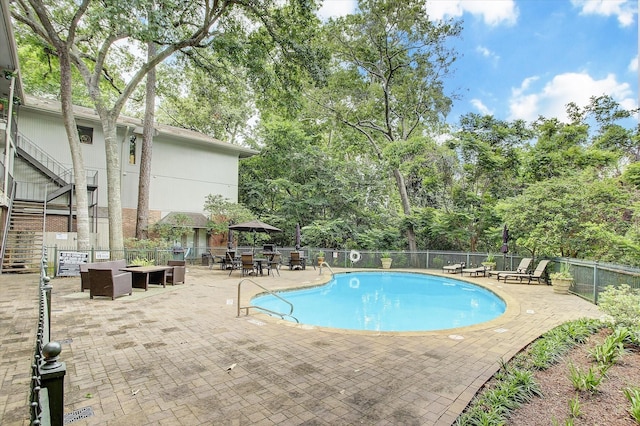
[{"left": 598, "top": 284, "right": 640, "bottom": 328}]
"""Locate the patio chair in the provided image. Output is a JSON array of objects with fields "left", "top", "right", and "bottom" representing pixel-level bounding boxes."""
[
  {"left": 240, "top": 253, "right": 257, "bottom": 277},
  {"left": 497, "top": 259, "right": 550, "bottom": 284},
  {"left": 289, "top": 251, "right": 304, "bottom": 270},
  {"left": 487, "top": 258, "right": 532, "bottom": 278},
  {"left": 442, "top": 262, "right": 465, "bottom": 274},
  {"left": 166, "top": 260, "right": 186, "bottom": 285},
  {"left": 265, "top": 253, "right": 282, "bottom": 277},
  {"left": 223, "top": 251, "right": 241, "bottom": 274}
]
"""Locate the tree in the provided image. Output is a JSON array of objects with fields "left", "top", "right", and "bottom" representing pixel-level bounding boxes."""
[
  {"left": 13, "top": 0, "right": 322, "bottom": 250},
  {"left": 309, "top": 0, "right": 461, "bottom": 253},
  {"left": 497, "top": 172, "right": 638, "bottom": 261},
  {"left": 135, "top": 40, "right": 156, "bottom": 240}
]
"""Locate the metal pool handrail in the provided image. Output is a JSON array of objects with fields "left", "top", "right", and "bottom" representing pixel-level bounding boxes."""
[
  {"left": 237, "top": 278, "right": 298, "bottom": 323},
  {"left": 319, "top": 261, "right": 334, "bottom": 276}
]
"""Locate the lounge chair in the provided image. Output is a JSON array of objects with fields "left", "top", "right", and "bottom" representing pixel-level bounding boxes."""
[
  {"left": 461, "top": 265, "right": 488, "bottom": 277},
  {"left": 442, "top": 262, "right": 465, "bottom": 274},
  {"left": 497, "top": 259, "right": 550, "bottom": 284},
  {"left": 487, "top": 258, "right": 532, "bottom": 278}
]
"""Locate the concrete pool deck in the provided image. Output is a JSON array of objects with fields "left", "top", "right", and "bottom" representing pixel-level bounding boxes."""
[{"left": 1, "top": 266, "right": 603, "bottom": 425}]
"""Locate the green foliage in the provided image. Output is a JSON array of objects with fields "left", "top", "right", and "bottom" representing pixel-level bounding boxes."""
[
  {"left": 622, "top": 162, "right": 640, "bottom": 188},
  {"left": 598, "top": 284, "right": 640, "bottom": 328},
  {"left": 431, "top": 256, "right": 444, "bottom": 269},
  {"left": 623, "top": 387, "right": 640, "bottom": 423},
  {"left": 148, "top": 213, "right": 193, "bottom": 245},
  {"left": 203, "top": 195, "right": 255, "bottom": 235},
  {"left": 129, "top": 257, "right": 154, "bottom": 266},
  {"left": 456, "top": 319, "right": 604, "bottom": 425},
  {"left": 589, "top": 328, "right": 631, "bottom": 365},
  {"left": 567, "top": 363, "right": 606, "bottom": 393},
  {"left": 456, "top": 361, "right": 540, "bottom": 425},
  {"left": 124, "top": 238, "right": 168, "bottom": 249},
  {"left": 568, "top": 394, "right": 581, "bottom": 419},
  {"left": 550, "top": 261, "right": 573, "bottom": 281},
  {"left": 497, "top": 172, "right": 636, "bottom": 260}
]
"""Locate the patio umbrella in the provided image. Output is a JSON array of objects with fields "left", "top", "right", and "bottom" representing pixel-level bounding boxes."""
[
  {"left": 500, "top": 224, "right": 509, "bottom": 253},
  {"left": 500, "top": 224, "right": 509, "bottom": 270},
  {"left": 228, "top": 219, "right": 282, "bottom": 252},
  {"left": 295, "top": 223, "right": 301, "bottom": 250}
]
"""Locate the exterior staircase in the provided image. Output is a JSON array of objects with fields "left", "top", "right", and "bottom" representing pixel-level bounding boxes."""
[{"left": 2, "top": 200, "right": 44, "bottom": 273}]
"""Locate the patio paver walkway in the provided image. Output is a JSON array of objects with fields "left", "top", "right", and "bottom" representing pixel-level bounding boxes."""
[{"left": 1, "top": 266, "right": 602, "bottom": 425}]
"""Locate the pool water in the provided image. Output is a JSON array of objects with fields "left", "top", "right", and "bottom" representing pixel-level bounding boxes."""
[{"left": 251, "top": 272, "right": 506, "bottom": 332}]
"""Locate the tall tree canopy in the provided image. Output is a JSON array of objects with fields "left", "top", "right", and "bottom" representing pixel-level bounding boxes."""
[
  {"left": 12, "top": 0, "right": 322, "bottom": 250},
  {"left": 307, "top": 0, "right": 461, "bottom": 254}
]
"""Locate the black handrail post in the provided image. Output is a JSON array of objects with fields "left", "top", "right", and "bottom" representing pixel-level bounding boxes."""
[{"left": 40, "top": 341, "right": 66, "bottom": 426}]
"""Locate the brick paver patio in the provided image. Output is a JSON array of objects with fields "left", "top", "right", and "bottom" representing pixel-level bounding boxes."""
[{"left": 1, "top": 265, "right": 602, "bottom": 425}]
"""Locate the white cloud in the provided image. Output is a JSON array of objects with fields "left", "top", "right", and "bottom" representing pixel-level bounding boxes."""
[
  {"left": 508, "top": 72, "right": 636, "bottom": 122},
  {"left": 629, "top": 54, "right": 638, "bottom": 72},
  {"left": 571, "top": 0, "right": 637, "bottom": 27},
  {"left": 476, "top": 45, "right": 500, "bottom": 64},
  {"left": 316, "top": 0, "right": 357, "bottom": 21},
  {"left": 470, "top": 99, "right": 494, "bottom": 115},
  {"left": 428, "top": 0, "right": 518, "bottom": 26}
]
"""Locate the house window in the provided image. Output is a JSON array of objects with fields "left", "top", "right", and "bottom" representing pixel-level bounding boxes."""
[
  {"left": 77, "top": 126, "right": 93, "bottom": 144},
  {"left": 129, "top": 135, "right": 136, "bottom": 165}
]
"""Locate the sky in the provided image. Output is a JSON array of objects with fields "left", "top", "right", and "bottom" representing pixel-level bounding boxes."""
[{"left": 316, "top": 0, "right": 639, "bottom": 126}]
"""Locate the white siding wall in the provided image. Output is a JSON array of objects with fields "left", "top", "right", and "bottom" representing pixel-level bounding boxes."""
[
  {"left": 17, "top": 105, "right": 248, "bottom": 217},
  {"left": 121, "top": 137, "right": 240, "bottom": 213}
]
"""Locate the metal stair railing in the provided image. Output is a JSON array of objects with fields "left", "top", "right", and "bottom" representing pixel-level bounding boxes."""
[
  {"left": 16, "top": 134, "right": 72, "bottom": 185},
  {"left": 237, "top": 278, "right": 299, "bottom": 322},
  {"left": 15, "top": 133, "right": 99, "bottom": 187},
  {"left": 0, "top": 181, "right": 16, "bottom": 274}
]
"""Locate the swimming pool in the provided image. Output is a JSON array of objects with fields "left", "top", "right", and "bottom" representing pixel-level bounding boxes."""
[{"left": 251, "top": 272, "right": 506, "bottom": 332}]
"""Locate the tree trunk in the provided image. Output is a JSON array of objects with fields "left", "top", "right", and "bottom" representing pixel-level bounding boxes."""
[
  {"left": 392, "top": 168, "right": 417, "bottom": 253},
  {"left": 102, "top": 119, "right": 125, "bottom": 250},
  {"left": 135, "top": 42, "right": 156, "bottom": 240},
  {"left": 58, "top": 45, "right": 90, "bottom": 250}
]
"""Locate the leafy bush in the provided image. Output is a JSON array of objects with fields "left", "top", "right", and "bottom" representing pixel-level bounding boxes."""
[
  {"left": 598, "top": 284, "right": 640, "bottom": 328},
  {"left": 129, "top": 257, "right": 155, "bottom": 266}
]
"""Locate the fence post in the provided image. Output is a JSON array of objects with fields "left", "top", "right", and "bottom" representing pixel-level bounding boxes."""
[
  {"left": 53, "top": 245, "right": 58, "bottom": 276},
  {"left": 40, "top": 341, "right": 66, "bottom": 426},
  {"left": 593, "top": 261, "right": 599, "bottom": 304}
]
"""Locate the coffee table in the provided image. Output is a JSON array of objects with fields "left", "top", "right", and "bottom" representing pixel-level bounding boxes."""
[{"left": 120, "top": 266, "right": 172, "bottom": 290}]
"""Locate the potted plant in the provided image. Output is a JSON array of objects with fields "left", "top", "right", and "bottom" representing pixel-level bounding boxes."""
[
  {"left": 316, "top": 251, "right": 325, "bottom": 265},
  {"left": 550, "top": 261, "right": 573, "bottom": 294},
  {"left": 380, "top": 252, "right": 392, "bottom": 269},
  {"left": 481, "top": 253, "right": 496, "bottom": 270}
]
